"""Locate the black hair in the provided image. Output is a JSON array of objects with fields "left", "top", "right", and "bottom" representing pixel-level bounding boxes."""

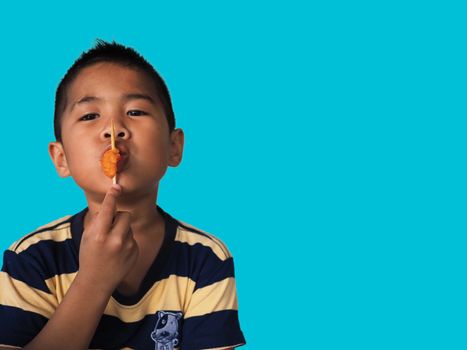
[{"left": 54, "top": 39, "right": 175, "bottom": 142}]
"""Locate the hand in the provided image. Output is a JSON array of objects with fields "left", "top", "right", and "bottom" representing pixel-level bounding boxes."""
[{"left": 77, "top": 184, "right": 139, "bottom": 295}]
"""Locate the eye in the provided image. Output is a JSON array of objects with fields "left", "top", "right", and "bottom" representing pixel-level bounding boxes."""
[
  {"left": 127, "top": 109, "right": 147, "bottom": 117},
  {"left": 79, "top": 113, "right": 99, "bottom": 121}
]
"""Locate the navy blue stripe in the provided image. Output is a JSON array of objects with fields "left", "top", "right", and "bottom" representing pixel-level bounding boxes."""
[
  {"left": 192, "top": 254, "right": 235, "bottom": 291},
  {"left": 3, "top": 238, "right": 232, "bottom": 297},
  {"left": 4, "top": 207, "right": 233, "bottom": 307},
  {"left": 90, "top": 313, "right": 176, "bottom": 349},
  {"left": 2, "top": 239, "right": 78, "bottom": 292},
  {"left": 13, "top": 218, "right": 72, "bottom": 252},
  {"left": 165, "top": 241, "right": 235, "bottom": 291},
  {"left": 105, "top": 240, "right": 235, "bottom": 305},
  {"left": 111, "top": 212, "right": 233, "bottom": 305},
  {"left": 182, "top": 310, "right": 246, "bottom": 350},
  {"left": 0, "top": 307, "right": 245, "bottom": 349},
  {"left": 111, "top": 208, "right": 179, "bottom": 305},
  {"left": 16, "top": 239, "right": 78, "bottom": 277},
  {"left": 90, "top": 310, "right": 244, "bottom": 350},
  {"left": 2, "top": 250, "right": 51, "bottom": 293},
  {"left": 177, "top": 222, "right": 229, "bottom": 258},
  {"left": 0, "top": 305, "right": 48, "bottom": 346}
]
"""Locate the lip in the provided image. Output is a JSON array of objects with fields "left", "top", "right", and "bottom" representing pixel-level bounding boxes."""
[{"left": 117, "top": 153, "right": 129, "bottom": 172}]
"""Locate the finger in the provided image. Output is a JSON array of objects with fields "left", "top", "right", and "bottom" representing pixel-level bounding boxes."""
[
  {"left": 94, "top": 184, "right": 122, "bottom": 234},
  {"left": 111, "top": 211, "right": 132, "bottom": 238}
]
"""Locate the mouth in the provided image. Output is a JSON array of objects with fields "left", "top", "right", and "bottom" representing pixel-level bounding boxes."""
[{"left": 117, "top": 152, "right": 128, "bottom": 172}]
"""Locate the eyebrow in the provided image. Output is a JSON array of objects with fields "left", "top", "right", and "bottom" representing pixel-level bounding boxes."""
[
  {"left": 70, "top": 93, "right": 156, "bottom": 111},
  {"left": 124, "top": 93, "right": 156, "bottom": 104}
]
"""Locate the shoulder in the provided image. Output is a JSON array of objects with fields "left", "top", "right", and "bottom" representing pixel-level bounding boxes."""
[
  {"left": 1, "top": 214, "right": 76, "bottom": 295},
  {"left": 168, "top": 218, "right": 238, "bottom": 290},
  {"left": 7, "top": 215, "right": 74, "bottom": 254},
  {"left": 174, "top": 220, "right": 233, "bottom": 261}
]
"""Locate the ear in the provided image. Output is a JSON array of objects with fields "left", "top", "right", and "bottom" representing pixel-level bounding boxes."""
[
  {"left": 48, "top": 141, "right": 71, "bottom": 178},
  {"left": 168, "top": 128, "right": 184, "bottom": 167}
]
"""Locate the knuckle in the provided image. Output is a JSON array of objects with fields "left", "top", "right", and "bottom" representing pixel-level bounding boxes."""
[
  {"left": 109, "top": 237, "right": 124, "bottom": 251},
  {"left": 95, "top": 233, "right": 106, "bottom": 244}
]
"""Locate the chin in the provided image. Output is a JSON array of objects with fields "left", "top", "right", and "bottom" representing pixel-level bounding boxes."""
[{"left": 115, "top": 175, "right": 159, "bottom": 194}]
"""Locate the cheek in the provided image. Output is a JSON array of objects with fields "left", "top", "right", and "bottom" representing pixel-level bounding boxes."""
[
  {"left": 142, "top": 147, "right": 169, "bottom": 170},
  {"left": 139, "top": 131, "right": 171, "bottom": 162},
  {"left": 70, "top": 148, "right": 95, "bottom": 164},
  {"left": 64, "top": 145, "right": 98, "bottom": 173}
]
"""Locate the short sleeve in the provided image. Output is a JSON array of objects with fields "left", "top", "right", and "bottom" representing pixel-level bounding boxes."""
[
  {"left": 0, "top": 249, "right": 56, "bottom": 347},
  {"left": 182, "top": 253, "right": 246, "bottom": 350}
]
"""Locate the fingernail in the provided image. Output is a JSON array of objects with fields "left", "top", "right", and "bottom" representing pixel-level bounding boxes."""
[{"left": 111, "top": 184, "right": 122, "bottom": 192}]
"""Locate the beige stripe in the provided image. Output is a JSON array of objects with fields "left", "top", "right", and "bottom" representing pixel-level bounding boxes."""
[
  {"left": 104, "top": 275, "right": 195, "bottom": 323},
  {"left": 0, "top": 345, "right": 22, "bottom": 349},
  {"left": 184, "top": 277, "right": 238, "bottom": 319},
  {"left": 177, "top": 222, "right": 231, "bottom": 258},
  {"left": 204, "top": 345, "right": 244, "bottom": 350},
  {"left": 43, "top": 273, "right": 196, "bottom": 323},
  {"left": 176, "top": 227, "right": 230, "bottom": 261},
  {"left": 35, "top": 216, "right": 73, "bottom": 231},
  {"left": 0, "top": 272, "right": 57, "bottom": 318},
  {"left": 200, "top": 233, "right": 231, "bottom": 259},
  {"left": 13, "top": 225, "right": 72, "bottom": 253},
  {"left": 9, "top": 216, "right": 72, "bottom": 250},
  {"left": 44, "top": 272, "right": 77, "bottom": 304}
]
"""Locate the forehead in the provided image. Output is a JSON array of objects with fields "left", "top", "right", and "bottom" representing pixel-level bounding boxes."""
[{"left": 66, "top": 62, "right": 158, "bottom": 104}]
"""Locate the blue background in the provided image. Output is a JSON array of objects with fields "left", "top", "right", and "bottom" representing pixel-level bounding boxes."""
[{"left": 0, "top": 1, "right": 465, "bottom": 349}]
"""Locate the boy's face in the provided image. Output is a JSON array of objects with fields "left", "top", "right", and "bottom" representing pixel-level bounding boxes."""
[{"left": 49, "top": 62, "right": 183, "bottom": 199}]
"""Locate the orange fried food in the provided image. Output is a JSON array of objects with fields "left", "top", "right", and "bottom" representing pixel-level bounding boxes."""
[{"left": 101, "top": 148, "right": 121, "bottom": 178}]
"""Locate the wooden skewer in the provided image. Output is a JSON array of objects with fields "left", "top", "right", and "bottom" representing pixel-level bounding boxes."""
[
  {"left": 111, "top": 119, "right": 117, "bottom": 185},
  {"left": 111, "top": 119, "right": 116, "bottom": 151}
]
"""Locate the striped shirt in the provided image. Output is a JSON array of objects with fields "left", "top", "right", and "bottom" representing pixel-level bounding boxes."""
[{"left": 0, "top": 207, "right": 245, "bottom": 349}]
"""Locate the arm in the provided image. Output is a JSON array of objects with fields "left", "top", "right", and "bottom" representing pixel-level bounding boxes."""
[
  {"left": 23, "top": 273, "right": 111, "bottom": 350},
  {"left": 17, "top": 185, "right": 137, "bottom": 350}
]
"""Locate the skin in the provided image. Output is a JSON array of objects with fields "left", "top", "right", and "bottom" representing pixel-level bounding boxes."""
[
  {"left": 19, "top": 62, "right": 189, "bottom": 349},
  {"left": 52, "top": 62, "right": 183, "bottom": 237},
  {"left": 50, "top": 62, "right": 186, "bottom": 295},
  {"left": 2, "top": 62, "right": 237, "bottom": 350}
]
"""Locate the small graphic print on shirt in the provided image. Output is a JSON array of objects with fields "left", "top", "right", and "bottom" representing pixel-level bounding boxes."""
[{"left": 151, "top": 310, "right": 183, "bottom": 350}]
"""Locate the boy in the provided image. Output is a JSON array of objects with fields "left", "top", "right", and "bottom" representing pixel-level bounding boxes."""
[{"left": 0, "top": 40, "right": 246, "bottom": 349}]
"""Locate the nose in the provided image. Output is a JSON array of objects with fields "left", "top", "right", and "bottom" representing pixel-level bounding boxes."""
[{"left": 102, "top": 120, "right": 130, "bottom": 141}]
